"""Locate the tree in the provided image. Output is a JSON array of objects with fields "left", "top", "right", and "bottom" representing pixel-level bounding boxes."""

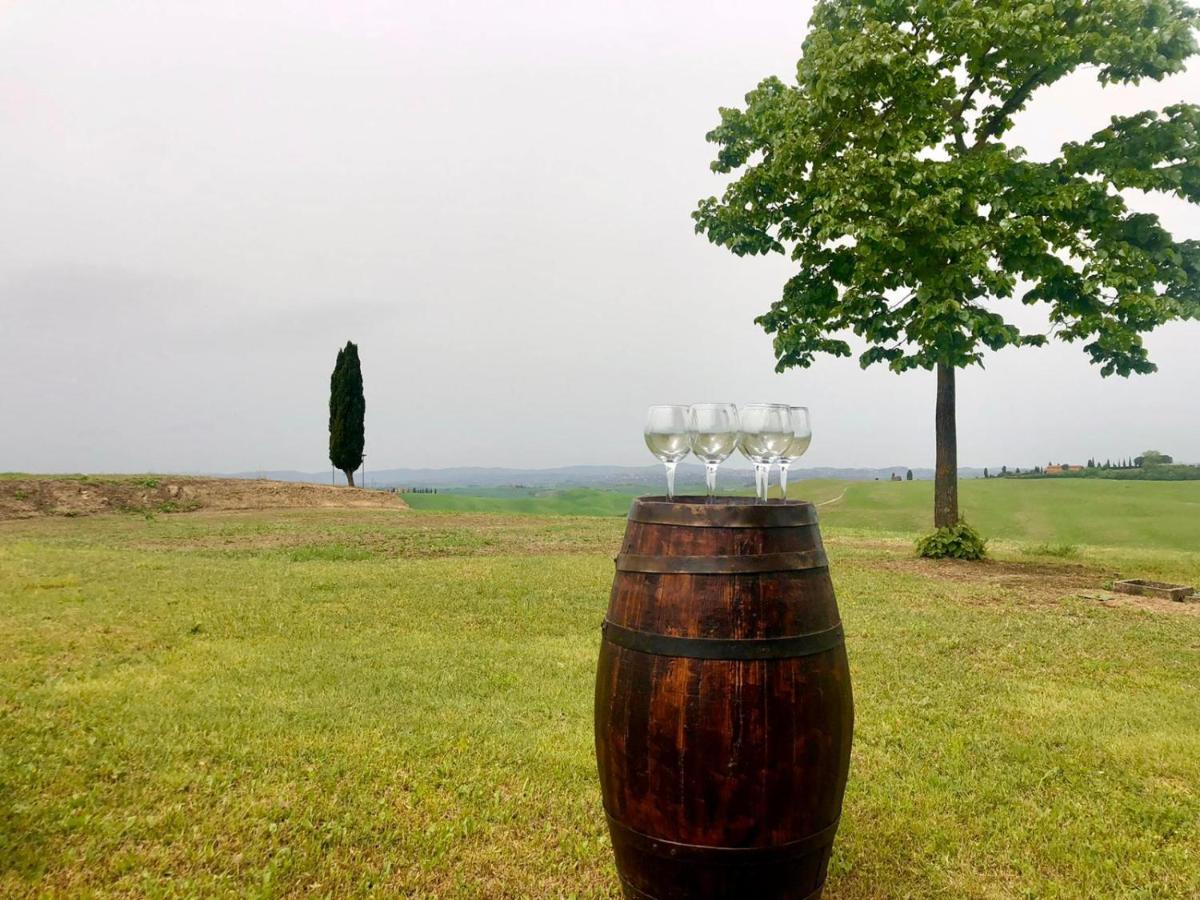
[
  {"left": 329, "top": 341, "right": 365, "bottom": 487},
  {"left": 1137, "top": 450, "right": 1173, "bottom": 466},
  {"left": 694, "top": 0, "right": 1200, "bottom": 533},
  {"left": 906, "top": 469, "right": 914, "bottom": 481},
  {"left": 1001, "top": 465, "right": 1008, "bottom": 476},
  {"left": 983, "top": 467, "right": 989, "bottom": 479}
]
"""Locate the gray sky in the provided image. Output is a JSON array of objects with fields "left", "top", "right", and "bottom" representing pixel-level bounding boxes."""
[{"left": 2, "top": 1, "right": 1198, "bottom": 473}]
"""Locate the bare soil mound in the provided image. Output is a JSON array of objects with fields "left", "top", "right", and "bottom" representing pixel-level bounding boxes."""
[{"left": 0, "top": 476, "right": 407, "bottom": 520}]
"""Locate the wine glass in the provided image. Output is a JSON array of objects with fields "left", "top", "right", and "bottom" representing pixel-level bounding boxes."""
[
  {"left": 738, "top": 404, "right": 793, "bottom": 501},
  {"left": 644, "top": 405, "right": 691, "bottom": 500},
  {"left": 688, "top": 404, "right": 740, "bottom": 498},
  {"left": 778, "top": 406, "right": 812, "bottom": 501}
]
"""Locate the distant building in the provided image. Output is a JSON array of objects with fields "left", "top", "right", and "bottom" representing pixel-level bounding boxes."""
[{"left": 1044, "top": 464, "right": 1085, "bottom": 475}]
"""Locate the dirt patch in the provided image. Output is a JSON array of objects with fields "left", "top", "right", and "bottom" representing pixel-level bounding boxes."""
[
  {"left": 1075, "top": 589, "right": 1200, "bottom": 617},
  {"left": 869, "top": 554, "right": 1200, "bottom": 615},
  {"left": 0, "top": 477, "right": 407, "bottom": 520},
  {"left": 869, "top": 556, "right": 1103, "bottom": 603}
]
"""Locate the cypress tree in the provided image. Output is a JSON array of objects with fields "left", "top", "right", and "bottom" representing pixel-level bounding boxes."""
[{"left": 329, "top": 341, "right": 365, "bottom": 487}]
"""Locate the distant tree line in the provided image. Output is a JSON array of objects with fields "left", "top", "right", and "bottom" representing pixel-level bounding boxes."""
[
  {"left": 983, "top": 465, "right": 1022, "bottom": 478},
  {"left": 982, "top": 451, "right": 1199, "bottom": 481}
]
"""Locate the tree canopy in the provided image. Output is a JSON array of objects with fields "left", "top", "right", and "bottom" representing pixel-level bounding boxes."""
[
  {"left": 694, "top": 0, "right": 1200, "bottom": 379},
  {"left": 1136, "top": 449, "right": 1173, "bottom": 466}
]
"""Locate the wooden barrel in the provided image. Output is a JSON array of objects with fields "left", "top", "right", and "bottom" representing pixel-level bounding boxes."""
[{"left": 594, "top": 496, "right": 853, "bottom": 900}]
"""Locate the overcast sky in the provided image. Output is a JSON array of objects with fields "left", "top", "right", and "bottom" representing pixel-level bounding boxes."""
[{"left": 2, "top": 1, "right": 1198, "bottom": 473}]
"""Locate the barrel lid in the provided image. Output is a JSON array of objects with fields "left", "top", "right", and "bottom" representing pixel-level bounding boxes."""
[{"left": 629, "top": 496, "right": 818, "bottom": 528}]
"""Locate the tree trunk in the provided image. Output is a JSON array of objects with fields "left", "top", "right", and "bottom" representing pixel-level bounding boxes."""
[
  {"left": 934, "top": 362, "right": 959, "bottom": 528},
  {"left": 342, "top": 468, "right": 356, "bottom": 488}
]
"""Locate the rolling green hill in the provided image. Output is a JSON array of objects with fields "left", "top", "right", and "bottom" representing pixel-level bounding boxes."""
[
  {"left": 397, "top": 486, "right": 643, "bottom": 517},
  {"left": 400, "top": 479, "right": 1200, "bottom": 551},
  {"left": 819, "top": 478, "right": 1200, "bottom": 551}
]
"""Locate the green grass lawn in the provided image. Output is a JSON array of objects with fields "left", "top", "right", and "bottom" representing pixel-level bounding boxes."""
[{"left": 2, "top": 493, "right": 1200, "bottom": 897}]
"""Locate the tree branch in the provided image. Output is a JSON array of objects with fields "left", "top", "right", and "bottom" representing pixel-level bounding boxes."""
[
  {"left": 972, "top": 65, "right": 1053, "bottom": 147},
  {"left": 949, "top": 47, "right": 999, "bottom": 155},
  {"left": 970, "top": 0, "right": 1084, "bottom": 149}
]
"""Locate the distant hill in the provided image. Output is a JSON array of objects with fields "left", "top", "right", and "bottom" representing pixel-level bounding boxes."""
[{"left": 227, "top": 464, "right": 987, "bottom": 489}]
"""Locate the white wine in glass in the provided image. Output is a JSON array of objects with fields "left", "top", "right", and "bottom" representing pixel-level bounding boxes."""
[
  {"left": 778, "top": 406, "right": 812, "bottom": 501},
  {"left": 688, "top": 404, "right": 740, "bottom": 498},
  {"left": 738, "top": 404, "right": 793, "bottom": 501},
  {"left": 644, "top": 405, "right": 691, "bottom": 500}
]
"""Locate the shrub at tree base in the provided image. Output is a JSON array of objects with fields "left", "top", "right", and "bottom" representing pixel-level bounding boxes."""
[{"left": 916, "top": 523, "right": 987, "bottom": 561}]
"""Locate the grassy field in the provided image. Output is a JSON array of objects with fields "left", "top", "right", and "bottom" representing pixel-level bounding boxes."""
[
  {"left": 405, "top": 478, "right": 1200, "bottom": 553},
  {"left": 399, "top": 486, "right": 645, "bottom": 518},
  {"left": 2, "top": 488, "right": 1200, "bottom": 897},
  {"left": 398, "top": 482, "right": 851, "bottom": 516},
  {"left": 820, "top": 478, "right": 1200, "bottom": 552}
]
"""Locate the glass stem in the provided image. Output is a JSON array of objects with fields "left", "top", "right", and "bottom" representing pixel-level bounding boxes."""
[
  {"left": 780, "top": 462, "right": 790, "bottom": 501},
  {"left": 753, "top": 463, "right": 768, "bottom": 502},
  {"left": 664, "top": 460, "right": 678, "bottom": 500},
  {"left": 705, "top": 462, "right": 718, "bottom": 498}
]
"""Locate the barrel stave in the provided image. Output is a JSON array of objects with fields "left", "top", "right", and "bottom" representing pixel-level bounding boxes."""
[
  {"left": 595, "top": 648, "right": 852, "bottom": 844},
  {"left": 608, "top": 570, "right": 839, "bottom": 639},
  {"left": 620, "top": 521, "right": 827, "bottom": 558}
]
